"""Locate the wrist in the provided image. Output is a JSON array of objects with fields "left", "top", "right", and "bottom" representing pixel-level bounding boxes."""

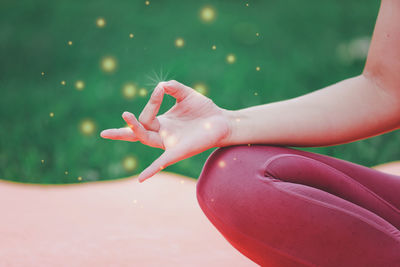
[{"left": 218, "top": 108, "right": 239, "bottom": 147}]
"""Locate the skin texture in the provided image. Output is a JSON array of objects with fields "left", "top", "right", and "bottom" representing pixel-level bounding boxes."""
[{"left": 101, "top": 0, "right": 400, "bottom": 183}]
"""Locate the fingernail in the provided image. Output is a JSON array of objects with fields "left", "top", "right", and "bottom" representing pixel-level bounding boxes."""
[{"left": 122, "top": 111, "right": 133, "bottom": 119}]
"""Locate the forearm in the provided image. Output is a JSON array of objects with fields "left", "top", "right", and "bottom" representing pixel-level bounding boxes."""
[
  {"left": 221, "top": 74, "right": 400, "bottom": 147},
  {"left": 220, "top": 0, "right": 400, "bottom": 148}
]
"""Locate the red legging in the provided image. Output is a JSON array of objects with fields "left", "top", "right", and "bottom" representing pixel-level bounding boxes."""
[{"left": 196, "top": 145, "right": 400, "bottom": 267}]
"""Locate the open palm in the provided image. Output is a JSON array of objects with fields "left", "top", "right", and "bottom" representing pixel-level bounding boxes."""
[{"left": 100, "top": 80, "right": 231, "bottom": 182}]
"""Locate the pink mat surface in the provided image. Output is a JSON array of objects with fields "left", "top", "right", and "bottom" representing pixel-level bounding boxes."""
[
  {"left": 1, "top": 162, "right": 399, "bottom": 267},
  {"left": 0, "top": 172, "right": 255, "bottom": 267}
]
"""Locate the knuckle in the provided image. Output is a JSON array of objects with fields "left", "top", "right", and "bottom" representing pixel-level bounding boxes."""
[{"left": 168, "top": 80, "right": 179, "bottom": 86}]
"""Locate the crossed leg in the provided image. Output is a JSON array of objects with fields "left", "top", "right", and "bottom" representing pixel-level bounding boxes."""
[{"left": 196, "top": 145, "right": 400, "bottom": 267}]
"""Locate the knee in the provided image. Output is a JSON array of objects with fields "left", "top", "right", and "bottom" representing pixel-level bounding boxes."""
[{"left": 196, "top": 144, "right": 296, "bottom": 211}]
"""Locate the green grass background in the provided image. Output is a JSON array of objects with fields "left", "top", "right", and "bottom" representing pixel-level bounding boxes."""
[{"left": 1, "top": 0, "right": 399, "bottom": 184}]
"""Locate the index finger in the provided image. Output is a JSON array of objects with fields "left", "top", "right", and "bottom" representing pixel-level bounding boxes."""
[
  {"left": 138, "top": 85, "right": 164, "bottom": 131},
  {"left": 159, "top": 80, "right": 193, "bottom": 102}
]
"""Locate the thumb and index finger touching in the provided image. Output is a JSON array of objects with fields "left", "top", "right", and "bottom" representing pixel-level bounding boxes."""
[
  {"left": 138, "top": 80, "right": 194, "bottom": 131},
  {"left": 101, "top": 80, "right": 195, "bottom": 182},
  {"left": 136, "top": 80, "right": 196, "bottom": 182}
]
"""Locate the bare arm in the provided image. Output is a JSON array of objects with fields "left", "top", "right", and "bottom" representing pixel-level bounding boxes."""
[
  {"left": 221, "top": 0, "right": 400, "bottom": 147},
  {"left": 102, "top": 0, "right": 400, "bottom": 182}
]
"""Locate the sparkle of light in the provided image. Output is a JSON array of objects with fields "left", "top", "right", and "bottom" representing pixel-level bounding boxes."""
[
  {"left": 65, "top": 171, "right": 68, "bottom": 175},
  {"left": 41, "top": 72, "right": 45, "bottom": 76},
  {"left": 75, "top": 80, "right": 85, "bottom": 90},
  {"left": 200, "top": 6, "right": 216, "bottom": 23},
  {"left": 165, "top": 135, "right": 177, "bottom": 147},
  {"left": 226, "top": 54, "right": 236, "bottom": 64},
  {"left": 256, "top": 32, "right": 260, "bottom": 36},
  {"left": 49, "top": 112, "right": 54, "bottom": 117},
  {"left": 254, "top": 92, "right": 258, "bottom": 96},
  {"left": 122, "top": 155, "right": 138, "bottom": 172},
  {"left": 180, "top": 180, "right": 185, "bottom": 184},
  {"left": 41, "top": 160, "right": 45, "bottom": 164},
  {"left": 193, "top": 83, "right": 207, "bottom": 95},
  {"left": 246, "top": 3, "right": 249, "bottom": 7},
  {"left": 256, "top": 66, "right": 260, "bottom": 71},
  {"left": 160, "top": 130, "right": 168, "bottom": 137},
  {"left": 68, "top": 41, "right": 73, "bottom": 46},
  {"left": 61, "top": 80, "right": 66, "bottom": 85},
  {"left": 175, "top": 37, "right": 185, "bottom": 48},
  {"left": 211, "top": 45, "right": 216, "bottom": 50},
  {"left": 204, "top": 122, "right": 211, "bottom": 130},
  {"left": 139, "top": 88, "right": 148, "bottom": 97},
  {"left": 96, "top": 17, "right": 106, "bottom": 28},
  {"left": 145, "top": 0, "right": 150, "bottom": 5},
  {"left": 78, "top": 176, "right": 82, "bottom": 181},
  {"left": 100, "top": 56, "right": 117, "bottom": 73},
  {"left": 122, "top": 83, "right": 137, "bottom": 99},
  {"left": 129, "top": 33, "right": 134, "bottom": 38},
  {"left": 79, "top": 119, "right": 96, "bottom": 136},
  {"left": 218, "top": 161, "right": 226, "bottom": 168}
]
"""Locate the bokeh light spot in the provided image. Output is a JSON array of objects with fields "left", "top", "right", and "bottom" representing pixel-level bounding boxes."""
[
  {"left": 211, "top": 45, "right": 216, "bottom": 50},
  {"left": 77, "top": 176, "right": 82, "bottom": 181},
  {"left": 122, "top": 83, "right": 137, "bottom": 99},
  {"left": 61, "top": 80, "right": 66, "bottom": 85},
  {"left": 175, "top": 37, "right": 185, "bottom": 48},
  {"left": 193, "top": 83, "right": 208, "bottom": 95},
  {"left": 75, "top": 80, "right": 85, "bottom": 90},
  {"left": 226, "top": 54, "right": 236, "bottom": 64},
  {"left": 68, "top": 41, "right": 73, "bottom": 46},
  {"left": 100, "top": 56, "right": 117, "bottom": 73},
  {"left": 96, "top": 17, "right": 106, "bottom": 28},
  {"left": 79, "top": 119, "right": 96, "bottom": 136},
  {"left": 129, "top": 33, "right": 134, "bottom": 38},
  {"left": 165, "top": 135, "right": 177, "bottom": 147},
  {"left": 49, "top": 112, "right": 54, "bottom": 117},
  {"left": 160, "top": 130, "right": 168, "bottom": 137},
  {"left": 200, "top": 6, "right": 216, "bottom": 23},
  {"left": 122, "top": 155, "right": 138, "bottom": 172},
  {"left": 218, "top": 160, "right": 226, "bottom": 168},
  {"left": 145, "top": 0, "right": 150, "bottom": 6},
  {"left": 256, "top": 66, "right": 260, "bottom": 71},
  {"left": 139, "top": 88, "right": 148, "bottom": 97}
]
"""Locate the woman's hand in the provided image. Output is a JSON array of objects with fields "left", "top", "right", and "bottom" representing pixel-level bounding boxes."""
[{"left": 100, "top": 80, "right": 232, "bottom": 183}]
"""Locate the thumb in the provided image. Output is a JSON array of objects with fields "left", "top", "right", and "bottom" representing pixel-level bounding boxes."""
[{"left": 137, "top": 148, "right": 183, "bottom": 183}]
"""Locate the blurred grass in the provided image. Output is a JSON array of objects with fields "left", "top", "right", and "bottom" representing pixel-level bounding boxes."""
[{"left": 1, "top": 0, "right": 399, "bottom": 184}]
